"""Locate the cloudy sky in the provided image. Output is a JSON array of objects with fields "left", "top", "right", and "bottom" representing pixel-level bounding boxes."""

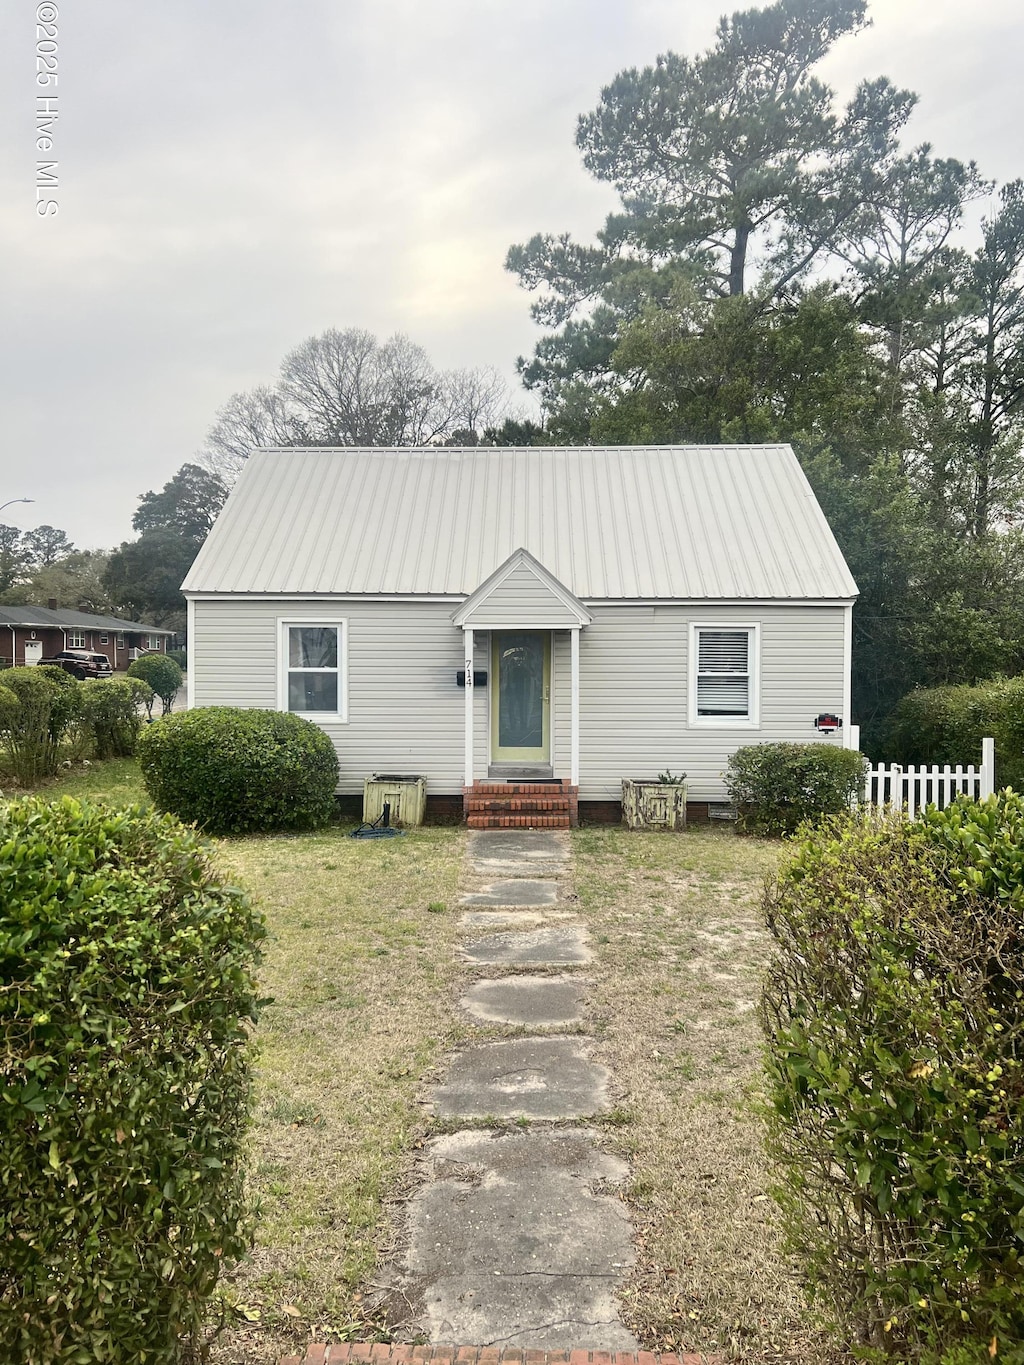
[{"left": 1, "top": 0, "right": 1021, "bottom": 550}]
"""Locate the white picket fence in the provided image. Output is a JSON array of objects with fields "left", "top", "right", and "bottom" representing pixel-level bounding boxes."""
[{"left": 848, "top": 726, "right": 995, "bottom": 814}]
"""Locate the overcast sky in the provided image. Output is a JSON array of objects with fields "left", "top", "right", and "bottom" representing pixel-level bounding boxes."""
[{"left": 1, "top": 0, "right": 1021, "bottom": 550}]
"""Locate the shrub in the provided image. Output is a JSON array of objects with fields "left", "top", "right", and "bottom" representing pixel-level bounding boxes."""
[
  {"left": 0, "top": 666, "right": 61, "bottom": 783},
  {"left": 888, "top": 675, "right": 1024, "bottom": 790},
  {"left": 724, "top": 740, "right": 867, "bottom": 836},
  {"left": 137, "top": 706, "right": 340, "bottom": 834},
  {"left": 128, "top": 654, "right": 184, "bottom": 716},
  {"left": 36, "top": 664, "right": 88, "bottom": 758},
  {"left": 168, "top": 647, "right": 187, "bottom": 671},
  {"left": 82, "top": 676, "right": 151, "bottom": 758},
  {"left": 0, "top": 796, "right": 266, "bottom": 1364},
  {"left": 761, "top": 796, "right": 1024, "bottom": 1362}
]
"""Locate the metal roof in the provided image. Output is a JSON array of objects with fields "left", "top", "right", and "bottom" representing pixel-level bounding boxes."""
[
  {"left": 0, "top": 606, "right": 172, "bottom": 632},
  {"left": 181, "top": 445, "right": 858, "bottom": 601}
]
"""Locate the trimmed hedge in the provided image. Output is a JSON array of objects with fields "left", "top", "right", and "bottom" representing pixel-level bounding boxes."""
[
  {"left": 0, "top": 796, "right": 266, "bottom": 1364},
  {"left": 0, "top": 666, "right": 62, "bottom": 783},
  {"left": 724, "top": 740, "right": 867, "bottom": 836},
  {"left": 761, "top": 794, "right": 1024, "bottom": 1362},
  {"left": 888, "top": 675, "right": 1024, "bottom": 791},
  {"left": 137, "top": 706, "right": 340, "bottom": 834},
  {"left": 82, "top": 676, "right": 151, "bottom": 759}
]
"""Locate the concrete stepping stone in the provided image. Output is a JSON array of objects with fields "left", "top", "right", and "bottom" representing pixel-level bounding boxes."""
[
  {"left": 430, "top": 1036, "right": 609, "bottom": 1119},
  {"left": 377, "top": 1127, "right": 637, "bottom": 1348},
  {"left": 459, "top": 924, "right": 591, "bottom": 967},
  {"left": 459, "top": 879, "right": 559, "bottom": 908},
  {"left": 459, "top": 909, "right": 574, "bottom": 930},
  {"left": 462, "top": 975, "right": 587, "bottom": 1028},
  {"left": 469, "top": 829, "right": 569, "bottom": 879}
]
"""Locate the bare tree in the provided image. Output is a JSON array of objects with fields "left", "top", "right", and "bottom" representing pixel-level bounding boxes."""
[{"left": 198, "top": 329, "right": 513, "bottom": 481}]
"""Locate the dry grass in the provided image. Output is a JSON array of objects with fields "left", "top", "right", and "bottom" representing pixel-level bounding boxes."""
[
  {"left": 203, "top": 825, "right": 470, "bottom": 1365},
  {"left": 572, "top": 824, "right": 836, "bottom": 1364}
]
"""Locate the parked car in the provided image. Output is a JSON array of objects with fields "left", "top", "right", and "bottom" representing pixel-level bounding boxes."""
[{"left": 39, "top": 649, "right": 114, "bottom": 680}]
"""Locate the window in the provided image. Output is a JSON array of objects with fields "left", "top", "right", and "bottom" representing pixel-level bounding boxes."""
[
  {"left": 68, "top": 631, "right": 85, "bottom": 648},
  {"left": 115, "top": 634, "right": 125, "bottom": 648},
  {"left": 690, "top": 625, "right": 759, "bottom": 726},
  {"left": 100, "top": 634, "right": 108, "bottom": 645},
  {"left": 279, "top": 621, "right": 347, "bottom": 718},
  {"left": 147, "top": 635, "right": 160, "bottom": 650}
]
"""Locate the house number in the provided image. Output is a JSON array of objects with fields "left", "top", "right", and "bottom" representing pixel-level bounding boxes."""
[{"left": 465, "top": 657, "right": 474, "bottom": 686}]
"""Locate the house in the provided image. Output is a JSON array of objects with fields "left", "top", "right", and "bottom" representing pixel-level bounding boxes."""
[
  {"left": 0, "top": 604, "right": 173, "bottom": 671},
  {"left": 182, "top": 445, "right": 858, "bottom": 825}
]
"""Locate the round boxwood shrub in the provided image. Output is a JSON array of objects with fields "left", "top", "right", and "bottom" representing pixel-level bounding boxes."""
[
  {"left": 82, "top": 676, "right": 152, "bottom": 759},
  {"left": 725, "top": 740, "right": 867, "bottom": 836},
  {"left": 138, "top": 706, "right": 340, "bottom": 834},
  {"left": 0, "top": 796, "right": 266, "bottom": 1364}
]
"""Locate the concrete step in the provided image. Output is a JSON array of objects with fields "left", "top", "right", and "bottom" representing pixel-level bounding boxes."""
[{"left": 467, "top": 814, "right": 572, "bottom": 829}]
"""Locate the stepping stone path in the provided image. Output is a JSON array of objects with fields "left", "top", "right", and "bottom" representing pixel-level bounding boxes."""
[{"left": 377, "top": 829, "right": 638, "bottom": 1351}]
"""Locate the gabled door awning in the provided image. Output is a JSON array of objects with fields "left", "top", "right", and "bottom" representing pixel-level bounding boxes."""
[{"left": 452, "top": 547, "right": 592, "bottom": 629}]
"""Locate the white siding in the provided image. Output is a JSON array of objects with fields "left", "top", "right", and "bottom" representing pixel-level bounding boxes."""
[
  {"left": 463, "top": 563, "right": 585, "bottom": 628},
  {"left": 192, "top": 598, "right": 483, "bottom": 795},
  {"left": 578, "top": 604, "right": 847, "bottom": 801},
  {"left": 192, "top": 598, "right": 846, "bottom": 802}
]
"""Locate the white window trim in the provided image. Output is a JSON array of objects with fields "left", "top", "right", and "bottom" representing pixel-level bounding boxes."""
[
  {"left": 277, "top": 618, "right": 348, "bottom": 722},
  {"left": 67, "top": 631, "right": 86, "bottom": 648},
  {"left": 688, "top": 622, "right": 761, "bottom": 729}
]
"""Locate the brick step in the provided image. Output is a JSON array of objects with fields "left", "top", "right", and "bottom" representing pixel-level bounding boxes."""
[
  {"left": 466, "top": 783, "right": 572, "bottom": 796},
  {"left": 466, "top": 814, "right": 572, "bottom": 828},
  {"left": 466, "top": 798, "right": 572, "bottom": 814}
]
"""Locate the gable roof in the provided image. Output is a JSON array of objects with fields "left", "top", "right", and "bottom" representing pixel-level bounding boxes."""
[
  {"left": 0, "top": 606, "right": 172, "bottom": 633},
  {"left": 182, "top": 445, "right": 858, "bottom": 601},
  {"left": 452, "top": 548, "right": 593, "bottom": 628}
]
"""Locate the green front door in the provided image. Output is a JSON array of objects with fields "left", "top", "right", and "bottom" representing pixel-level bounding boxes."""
[{"left": 491, "top": 632, "right": 550, "bottom": 764}]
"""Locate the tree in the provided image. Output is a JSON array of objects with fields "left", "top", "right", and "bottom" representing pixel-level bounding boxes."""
[
  {"left": 199, "top": 329, "right": 511, "bottom": 481},
  {"left": 132, "top": 463, "right": 228, "bottom": 541},
  {"left": 102, "top": 527, "right": 194, "bottom": 630},
  {"left": 507, "top": 0, "right": 915, "bottom": 401},
  {"left": 21, "top": 524, "right": 75, "bottom": 567},
  {"left": 0, "top": 525, "right": 32, "bottom": 593},
  {"left": 0, "top": 550, "right": 113, "bottom": 614}
]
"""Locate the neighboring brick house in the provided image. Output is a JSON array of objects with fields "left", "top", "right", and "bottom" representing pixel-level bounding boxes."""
[{"left": 0, "top": 604, "right": 173, "bottom": 670}]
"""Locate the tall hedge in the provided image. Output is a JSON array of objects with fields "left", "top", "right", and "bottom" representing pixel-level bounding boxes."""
[
  {"left": 761, "top": 795, "right": 1024, "bottom": 1362},
  {"left": 137, "top": 706, "right": 340, "bottom": 834},
  {"left": 888, "top": 675, "right": 1024, "bottom": 790},
  {"left": 0, "top": 797, "right": 266, "bottom": 1364},
  {"left": 0, "top": 666, "right": 61, "bottom": 783},
  {"left": 724, "top": 740, "right": 867, "bottom": 836}
]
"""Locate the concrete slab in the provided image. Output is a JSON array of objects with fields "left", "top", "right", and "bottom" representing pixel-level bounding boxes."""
[
  {"left": 459, "top": 925, "right": 592, "bottom": 967},
  {"left": 469, "top": 830, "right": 569, "bottom": 864},
  {"left": 430, "top": 1037, "right": 609, "bottom": 1119},
  {"left": 459, "top": 880, "right": 559, "bottom": 908},
  {"left": 378, "top": 1127, "right": 637, "bottom": 1349},
  {"left": 459, "top": 910, "right": 575, "bottom": 930},
  {"left": 461, "top": 975, "right": 587, "bottom": 1028}
]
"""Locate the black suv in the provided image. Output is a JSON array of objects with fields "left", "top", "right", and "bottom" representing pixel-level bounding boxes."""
[{"left": 39, "top": 649, "right": 114, "bottom": 680}]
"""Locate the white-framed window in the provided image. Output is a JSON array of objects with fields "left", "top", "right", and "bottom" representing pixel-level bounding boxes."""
[
  {"left": 99, "top": 634, "right": 108, "bottom": 645},
  {"left": 115, "top": 634, "right": 125, "bottom": 648},
  {"left": 277, "top": 619, "right": 347, "bottom": 720},
  {"left": 689, "top": 624, "right": 760, "bottom": 727},
  {"left": 67, "top": 631, "right": 85, "bottom": 648},
  {"left": 147, "top": 635, "right": 161, "bottom": 650}
]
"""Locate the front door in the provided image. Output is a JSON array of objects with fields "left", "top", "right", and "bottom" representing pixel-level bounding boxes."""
[
  {"left": 491, "top": 631, "right": 550, "bottom": 764},
  {"left": 24, "top": 640, "right": 42, "bottom": 666}
]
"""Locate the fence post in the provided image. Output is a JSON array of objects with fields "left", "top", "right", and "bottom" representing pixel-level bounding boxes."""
[
  {"left": 981, "top": 737, "right": 995, "bottom": 798},
  {"left": 848, "top": 722, "right": 861, "bottom": 752}
]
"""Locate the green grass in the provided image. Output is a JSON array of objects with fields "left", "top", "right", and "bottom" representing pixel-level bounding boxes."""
[{"left": 44, "top": 757, "right": 150, "bottom": 805}]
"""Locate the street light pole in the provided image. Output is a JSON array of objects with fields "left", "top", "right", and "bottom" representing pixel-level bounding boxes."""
[{"left": 0, "top": 498, "right": 35, "bottom": 518}]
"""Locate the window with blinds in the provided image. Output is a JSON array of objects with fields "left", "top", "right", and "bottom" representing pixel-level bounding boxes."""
[{"left": 692, "top": 626, "right": 756, "bottom": 723}]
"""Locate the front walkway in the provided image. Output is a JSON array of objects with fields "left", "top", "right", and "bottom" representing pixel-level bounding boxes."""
[{"left": 371, "top": 829, "right": 637, "bottom": 1351}]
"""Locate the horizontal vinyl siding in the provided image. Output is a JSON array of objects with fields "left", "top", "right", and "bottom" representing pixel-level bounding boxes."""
[
  {"left": 191, "top": 599, "right": 846, "bottom": 801},
  {"left": 465, "top": 563, "right": 584, "bottom": 627},
  {"left": 578, "top": 604, "right": 847, "bottom": 801},
  {"left": 192, "top": 598, "right": 482, "bottom": 795}
]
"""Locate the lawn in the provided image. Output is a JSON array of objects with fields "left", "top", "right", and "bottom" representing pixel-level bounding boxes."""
[{"left": 11, "top": 760, "right": 824, "bottom": 1363}]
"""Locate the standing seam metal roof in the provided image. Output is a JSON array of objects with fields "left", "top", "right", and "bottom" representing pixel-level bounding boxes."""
[{"left": 180, "top": 445, "right": 858, "bottom": 600}]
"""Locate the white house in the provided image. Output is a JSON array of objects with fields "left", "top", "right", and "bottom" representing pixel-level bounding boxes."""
[{"left": 182, "top": 445, "right": 857, "bottom": 825}]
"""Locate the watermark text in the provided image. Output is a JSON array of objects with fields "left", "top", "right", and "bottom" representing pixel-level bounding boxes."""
[{"left": 35, "top": 3, "right": 60, "bottom": 215}]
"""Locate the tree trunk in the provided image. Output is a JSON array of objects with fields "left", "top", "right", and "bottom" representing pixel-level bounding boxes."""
[{"left": 729, "top": 219, "right": 752, "bottom": 296}]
